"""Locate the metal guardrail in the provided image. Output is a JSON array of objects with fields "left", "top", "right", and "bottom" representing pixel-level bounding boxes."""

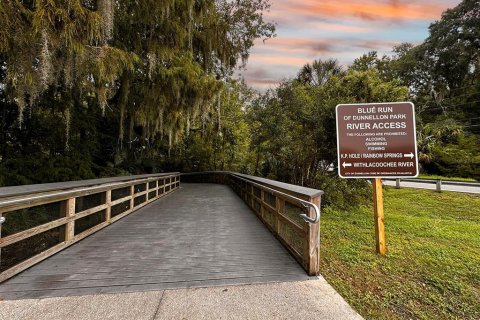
[
  {"left": 384, "top": 178, "right": 480, "bottom": 192},
  {"left": 384, "top": 178, "right": 480, "bottom": 187}
]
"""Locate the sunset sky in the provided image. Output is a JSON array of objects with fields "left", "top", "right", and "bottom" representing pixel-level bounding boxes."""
[{"left": 243, "top": 0, "right": 461, "bottom": 91}]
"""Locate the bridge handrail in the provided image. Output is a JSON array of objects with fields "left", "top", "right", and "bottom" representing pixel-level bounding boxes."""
[
  {"left": 0, "top": 173, "right": 181, "bottom": 283},
  {"left": 231, "top": 174, "right": 320, "bottom": 224},
  {"left": 0, "top": 173, "right": 179, "bottom": 212}
]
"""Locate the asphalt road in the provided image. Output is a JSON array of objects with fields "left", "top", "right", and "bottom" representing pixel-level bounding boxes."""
[{"left": 382, "top": 180, "right": 480, "bottom": 194}]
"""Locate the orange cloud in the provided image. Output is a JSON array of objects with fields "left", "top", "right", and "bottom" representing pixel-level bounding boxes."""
[
  {"left": 253, "top": 37, "right": 397, "bottom": 59},
  {"left": 311, "top": 22, "right": 373, "bottom": 33},
  {"left": 245, "top": 0, "right": 460, "bottom": 91},
  {"left": 270, "top": 0, "right": 449, "bottom": 22}
]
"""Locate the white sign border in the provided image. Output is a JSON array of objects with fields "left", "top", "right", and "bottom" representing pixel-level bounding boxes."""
[{"left": 335, "top": 101, "right": 419, "bottom": 179}]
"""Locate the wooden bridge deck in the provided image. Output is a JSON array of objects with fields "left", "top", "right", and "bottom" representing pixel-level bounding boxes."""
[{"left": 0, "top": 183, "right": 310, "bottom": 300}]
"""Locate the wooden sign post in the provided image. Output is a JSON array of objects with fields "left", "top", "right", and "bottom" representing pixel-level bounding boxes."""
[
  {"left": 372, "top": 178, "right": 386, "bottom": 255},
  {"left": 336, "top": 102, "right": 419, "bottom": 255}
]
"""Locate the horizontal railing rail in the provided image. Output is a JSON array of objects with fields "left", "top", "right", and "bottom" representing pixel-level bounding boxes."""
[
  {"left": 181, "top": 172, "right": 323, "bottom": 276},
  {"left": 232, "top": 174, "right": 320, "bottom": 224},
  {"left": 0, "top": 173, "right": 181, "bottom": 283}
]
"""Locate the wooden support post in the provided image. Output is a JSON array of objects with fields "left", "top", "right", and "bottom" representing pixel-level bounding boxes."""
[
  {"left": 307, "top": 196, "right": 321, "bottom": 275},
  {"left": 155, "top": 179, "right": 159, "bottom": 197},
  {"left": 130, "top": 185, "right": 135, "bottom": 209},
  {"left": 275, "top": 197, "right": 284, "bottom": 235},
  {"left": 436, "top": 179, "right": 442, "bottom": 193},
  {"left": 250, "top": 185, "right": 254, "bottom": 207},
  {"left": 396, "top": 178, "right": 401, "bottom": 189},
  {"left": 260, "top": 190, "right": 265, "bottom": 220},
  {"left": 146, "top": 181, "right": 150, "bottom": 201},
  {"left": 105, "top": 190, "right": 112, "bottom": 224},
  {"left": 64, "top": 198, "right": 76, "bottom": 242},
  {"left": 372, "top": 178, "right": 386, "bottom": 255}
]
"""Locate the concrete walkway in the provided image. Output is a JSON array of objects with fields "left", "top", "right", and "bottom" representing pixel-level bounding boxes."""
[{"left": 0, "top": 277, "right": 363, "bottom": 320}]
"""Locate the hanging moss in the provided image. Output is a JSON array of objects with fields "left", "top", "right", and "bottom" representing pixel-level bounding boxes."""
[
  {"left": 98, "top": 0, "right": 114, "bottom": 43},
  {"left": 0, "top": 0, "right": 275, "bottom": 146}
]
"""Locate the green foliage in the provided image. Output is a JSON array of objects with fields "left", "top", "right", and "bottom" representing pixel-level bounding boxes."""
[
  {"left": 315, "top": 175, "right": 371, "bottom": 209},
  {"left": 347, "top": 0, "right": 480, "bottom": 179},
  {"left": 169, "top": 82, "right": 253, "bottom": 172},
  {"left": 0, "top": 0, "right": 274, "bottom": 185},
  {"left": 0, "top": 0, "right": 478, "bottom": 204},
  {"left": 247, "top": 62, "right": 407, "bottom": 207},
  {"left": 429, "top": 134, "right": 480, "bottom": 179}
]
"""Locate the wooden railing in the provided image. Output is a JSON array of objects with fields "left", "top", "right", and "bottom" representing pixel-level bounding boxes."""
[
  {"left": 0, "top": 173, "right": 180, "bottom": 282},
  {"left": 182, "top": 172, "right": 323, "bottom": 276}
]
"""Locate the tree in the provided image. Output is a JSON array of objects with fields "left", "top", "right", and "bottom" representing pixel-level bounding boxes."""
[
  {"left": 247, "top": 63, "right": 408, "bottom": 206},
  {"left": 0, "top": 0, "right": 275, "bottom": 185},
  {"left": 297, "top": 59, "right": 344, "bottom": 86}
]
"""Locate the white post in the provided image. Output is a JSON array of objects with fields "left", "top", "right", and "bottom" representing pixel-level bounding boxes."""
[
  {"left": 0, "top": 213, "right": 4, "bottom": 267},
  {"left": 396, "top": 179, "right": 401, "bottom": 189},
  {"left": 436, "top": 179, "right": 442, "bottom": 192}
]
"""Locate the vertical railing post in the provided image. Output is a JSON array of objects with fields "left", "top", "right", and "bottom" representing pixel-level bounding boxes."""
[
  {"left": 155, "top": 179, "right": 159, "bottom": 197},
  {"left": 130, "top": 184, "right": 135, "bottom": 209},
  {"left": 260, "top": 189, "right": 265, "bottom": 220},
  {"left": 105, "top": 190, "right": 111, "bottom": 224},
  {"left": 250, "top": 185, "right": 254, "bottom": 207},
  {"left": 307, "top": 196, "right": 321, "bottom": 276},
  {"left": 396, "top": 178, "right": 401, "bottom": 189},
  {"left": 146, "top": 180, "right": 150, "bottom": 201},
  {"left": 275, "top": 197, "right": 284, "bottom": 235},
  {"left": 64, "top": 198, "right": 76, "bottom": 241}
]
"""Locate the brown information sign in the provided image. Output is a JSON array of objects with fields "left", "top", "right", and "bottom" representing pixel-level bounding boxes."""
[{"left": 336, "top": 102, "right": 418, "bottom": 178}]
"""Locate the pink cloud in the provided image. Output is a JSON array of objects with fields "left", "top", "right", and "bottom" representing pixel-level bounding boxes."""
[
  {"left": 253, "top": 37, "right": 397, "bottom": 60},
  {"left": 311, "top": 22, "right": 373, "bottom": 33},
  {"left": 269, "top": 0, "right": 452, "bottom": 22},
  {"left": 251, "top": 55, "right": 312, "bottom": 66},
  {"left": 244, "top": 0, "right": 461, "bottom": 91}
]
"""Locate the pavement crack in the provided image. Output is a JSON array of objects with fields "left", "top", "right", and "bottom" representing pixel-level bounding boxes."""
[{"left": 151, "top": 290, "right": 165, "bottom": 320}]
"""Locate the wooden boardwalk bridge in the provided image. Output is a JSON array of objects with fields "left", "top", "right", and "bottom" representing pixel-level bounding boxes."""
[{"left": 0, "top": 172, "right": 323, "bottom": 300}]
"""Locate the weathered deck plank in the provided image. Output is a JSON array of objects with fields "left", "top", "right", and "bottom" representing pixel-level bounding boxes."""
[{"left": 0, "top": 183, "right": 310, "bottom": 300}]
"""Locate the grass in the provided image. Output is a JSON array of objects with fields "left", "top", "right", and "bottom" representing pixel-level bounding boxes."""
[
  {"left": 417, "top": 174, "right": 478, "bottom": 182},
  {"left": 320, "top": 187, "right": 480, "bottom": 320}
]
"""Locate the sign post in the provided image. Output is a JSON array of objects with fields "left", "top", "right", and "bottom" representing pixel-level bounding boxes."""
[
  {"left": 336, "top": 102, "right": 418, "bottom": 255},
  {"left": 372, "top": 178, "right": 386, "bottom": 255}
]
